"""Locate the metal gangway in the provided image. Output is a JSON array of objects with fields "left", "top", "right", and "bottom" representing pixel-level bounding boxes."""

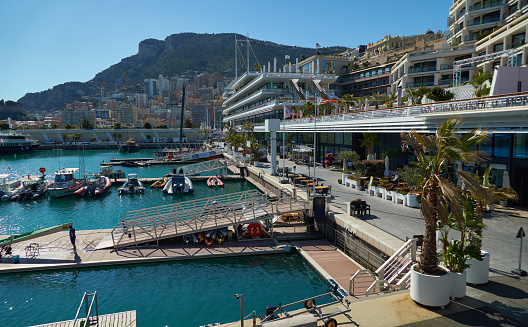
[
  {"left": 71, "top": 291, "right": 99, "bottom": 327},
  {"left": 178, "top": 158, "right": 227, "bottom": 176},
  {"left": 106, "top": 190, "right": 308, "bottom": 249}
]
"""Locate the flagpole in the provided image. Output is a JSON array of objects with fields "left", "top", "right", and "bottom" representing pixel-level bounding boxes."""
[
  {"left": 282, "top": 103, "right": 286, "bottom": 183},
  {"left": 314, "top": 98, "right": 317, "bottom": 190}
]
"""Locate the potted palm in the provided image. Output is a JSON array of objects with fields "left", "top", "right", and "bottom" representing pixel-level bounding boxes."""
[
  {"left": 401, "top": 116, "right": 488, "bottom": 307},
  {"left": 338, "top": 150, "right": 359, "bottom": 183},
  {"left": 438, "top": 195, "right": 484, "bottom": 299},
  {"left": 458, "top": 168, "right": 518, "bottom": 284},
  {"left": 397, "top": 165, "right": 424, "bottom": 208}
]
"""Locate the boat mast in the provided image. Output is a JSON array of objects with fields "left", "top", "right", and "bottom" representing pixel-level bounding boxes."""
[
  {"left": 179, "top": 83, "right": 186, "bottom": 154},
  {"left": 235, "top": 34, "right": 237, "bottom": 79}
]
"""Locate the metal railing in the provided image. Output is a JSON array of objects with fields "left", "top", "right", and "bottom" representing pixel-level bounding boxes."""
[
  {"left": 467, "top": 16, "right": 501, "bottom": 26},
  {"left": 375, "top": 239, "right": 416, "bottom": 286},
  {"left": 176, "top": 158, "right": 227, "bottom": 176},
  {"left": 470, "top": 0, "right": 503, "bottom": 11},
  {"left": 349, "top": 269, "right": 376, "bottom": 296},
  {"left": 71, "top": 292, "right": 98, "bottom": 327},
  {"left": 280, "top": 91, "right": 528, "bottom": 128},
  {"left": 365, "top": 279, "right": 395, "bottom": 297}
]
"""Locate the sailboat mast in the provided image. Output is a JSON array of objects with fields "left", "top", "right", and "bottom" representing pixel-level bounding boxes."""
[
  {"left": 247, "top": 33, "right": 249, "bottom": 73},
  {"left": 235, "top": 34, "right": 238, "bottom": 79},
  {"left": 179, "top": 83, "right": 186, "bottom": 153}
]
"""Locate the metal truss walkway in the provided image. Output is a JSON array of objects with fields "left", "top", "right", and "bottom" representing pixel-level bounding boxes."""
[
  {"left": 98, "top": 190, "right": 308, "bottom": 249},
  {"left": 179, "top": 158, "right": 227, "bottom": 176}
]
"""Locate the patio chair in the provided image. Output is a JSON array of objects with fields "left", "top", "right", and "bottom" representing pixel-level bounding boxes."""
[{"left": 360, "top": 201, "right": 371, "bottom": 216}]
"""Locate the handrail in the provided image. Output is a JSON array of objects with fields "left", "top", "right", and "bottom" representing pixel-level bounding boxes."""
[
  {"left": 70, "top": 291, "right": 98, "bottom": 327},
  {"left": 376, "top": 239, "right": 414, "bottom": 278},
  {"left": 365, "top": 279, "right": 395, "bottom": 297},
  {"left": 396, "top": 270, "right": 412, "bottom": 290},
  {"left": 349, "top": 269, "right": 376, "bottom": 296}
]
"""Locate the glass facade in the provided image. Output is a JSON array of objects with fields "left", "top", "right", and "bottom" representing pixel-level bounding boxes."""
[
  {"left": 514, "top": 134, "right": 528, "bottom": 159},
  {"left": 494, "top": 134, "right": 510, "bottom": 158}
]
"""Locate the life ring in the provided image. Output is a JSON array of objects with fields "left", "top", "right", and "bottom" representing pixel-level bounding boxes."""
[
  {"left": 248, "top": 223, "right": 261, "bottom": 237},
  {"left": 204, "top": 237, "right": 214, "bottom": 247}
]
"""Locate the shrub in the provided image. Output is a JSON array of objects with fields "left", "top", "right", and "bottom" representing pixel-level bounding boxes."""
[{"left": 363, "top": 160, "right": 384, "bottom": 177}]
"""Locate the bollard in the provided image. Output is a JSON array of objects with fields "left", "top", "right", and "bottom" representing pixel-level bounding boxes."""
[{"left": 253, "top": 311, "right": 256, "bottom": 327}]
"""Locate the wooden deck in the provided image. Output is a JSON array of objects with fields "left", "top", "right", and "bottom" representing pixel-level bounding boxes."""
[
  {"left": 294, "top": 239, "right": 367, "bottom": 299},
  {"left": 30, "top": 310, "right": 136, "bottom": 327},
  {"left": 0, "top": 229, "right": 282, "bottom": 274}
]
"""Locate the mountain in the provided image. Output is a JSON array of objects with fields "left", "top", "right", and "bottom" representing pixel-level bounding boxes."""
[{"left": 18, "top": 33, "right": 347, "bottom": 112}]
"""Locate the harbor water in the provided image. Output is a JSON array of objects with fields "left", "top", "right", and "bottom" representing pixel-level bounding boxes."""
[
  {"left": 0, "top": 252, "right": 331, "bottom": 327},
  {"left": 0, "top": 149, "right": 249, "bottom": 234}
]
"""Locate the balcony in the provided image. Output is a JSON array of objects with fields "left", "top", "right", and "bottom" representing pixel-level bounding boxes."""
[
  {"left": 465, "top": 35, "right": 478, "bottom": 41},
  {"left": 439, "top": 79, "right": 453, "bottom": 85},
  {"left": 406, "top": 81, "right": 435, "bottom": 88},
  {"left": 469, "top": 0, "right": 503, "bottom": 11},
  {"left": 408, "top": 66, "right": 437, "bottom": 73},
  {"left": 467, "top": 16, "right": 501, "bottom": 26},
  {"left": 440, "top": 64, "right": 454, "bottom": 70},
  {"left": 457, "top": 8, "right": 466, "bottom": 19}
]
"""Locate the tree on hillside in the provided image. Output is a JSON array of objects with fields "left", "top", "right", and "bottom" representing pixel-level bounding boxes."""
[
  {"left": 113, "top": 123, "right": 121, "bottom": 129},
  {"left": 183, "top": 119, "right": 194, "bottom": 128},
  {"left": 143, "top": 122, "right": 152, "bottom": 129},
  {"left": 65, "top": 124, "right": 73, "bottom": 130}
]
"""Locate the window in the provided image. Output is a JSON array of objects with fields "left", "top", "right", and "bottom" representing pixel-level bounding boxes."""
[
  {"left": 514, "top": 134, "right": 528, "bottom": 159},
  {"left": 335, "top": 133, "right": 344, "bottom": 145},
  {"left": 494, "top": 134, "right": 510, "bottom": 158},
  {"left": 493, "top": 43, "right": 503, "bottom": 52}
]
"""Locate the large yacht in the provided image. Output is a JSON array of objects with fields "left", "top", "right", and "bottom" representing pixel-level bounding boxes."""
[{"left": 0, "top": 130, "right": 39, "bottom": 155}]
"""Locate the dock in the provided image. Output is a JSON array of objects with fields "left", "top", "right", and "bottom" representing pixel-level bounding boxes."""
[
  {"left": 30, "top": 310, "right": 136, "bottom": 327},
  {"left": 0, "top": 229, "right": 283, "bottom": 274}
]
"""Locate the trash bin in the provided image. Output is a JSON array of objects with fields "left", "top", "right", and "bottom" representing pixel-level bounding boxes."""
[{"left": 13, "top": 255, "right": 20, "bottom": 264}]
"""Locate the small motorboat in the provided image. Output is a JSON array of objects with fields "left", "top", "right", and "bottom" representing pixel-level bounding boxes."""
[
  {"left": 48, "top": 168, "right": 84, "bottom": 198},
  {"left": 150, "top": 178, "right": 167, "bottom": 189},
  {"left": 118, "top": 174, "right": 145, "bottom": 194},
  {"left": 207, "top": 176, "right": 224, "bottom": 187},
  {"left": 136, "top": 161, "right": 150, "bottom": 167},
  {"left": 215, "top": 233, "right": 226, "bottom": 244},
  {"left": 184, "top": 234, "right": 192, "bottom": 245},
  {"left": 11, "top": 179, "right": 50, "bottom": 201},
  {"left": 163, "top": 170, "right": 194, "bottom": 195},
  {"left": 204, "top": 236, "right": 214, "bottom": 247},
  {"left": 74, "top": 175, "right": 112, "bottom": 197},
  {"left": 0, "top": 174, "right": 21, "bottom": 201}
]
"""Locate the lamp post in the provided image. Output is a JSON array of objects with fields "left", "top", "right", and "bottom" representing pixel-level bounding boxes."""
[
  {"left": 280, "top": 103, "right": 288, "bottom": 183},
  {"left": 235, "top": 293, "right": 244, "bottom": 327}
]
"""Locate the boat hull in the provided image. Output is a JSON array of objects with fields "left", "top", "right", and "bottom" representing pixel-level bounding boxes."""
[{"left": 49, "top": 182, "right": 84, "bottom": 198}]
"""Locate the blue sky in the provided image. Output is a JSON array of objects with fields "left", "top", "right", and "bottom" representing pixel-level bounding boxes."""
[{"left": 0, "top": 0, "right": 452, "bottom": 102}]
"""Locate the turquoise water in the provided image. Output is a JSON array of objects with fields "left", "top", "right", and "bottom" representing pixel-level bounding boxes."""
[
  {"left": 0, "top": 252, "right": 331, "bottom": 327},
  {"left": 0, "top": 149, "right": 252, "bottom": 234}
]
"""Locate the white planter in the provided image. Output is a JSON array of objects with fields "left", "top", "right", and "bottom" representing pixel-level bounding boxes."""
[
  {"left": 345, "top": 178, "right": 352, "bottom": 187},
  {"left": 351, "top": 179, "right": 362, "bottom": 190},
  {"left": 406, "top": 193, "right": 420, "bottom": 208},
  {"left": 395, "top": 192, "right": 407, "bottom": 205},
  {"left": 368, "top": 185, "right": 377, "bottom": 196},
  {"left": 466, "top": 251, "right": 490, "bottom": 285},
  {"left": 342, "top": 173, "right": 351, "bottom": 184},
  {"left": 385, "top": 190, "right": 393, "bottom": 201},
  {"left": 450, "top": 270, "right": 467, "bottom": 299},
  {"left": 375, "top": 187, "right": 383, "bottom": 198},
  {"left": 410, "top": 264, "right": 451, "bottom": 308}
]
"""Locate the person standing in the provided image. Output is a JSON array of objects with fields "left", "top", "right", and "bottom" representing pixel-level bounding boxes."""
[{"left": 69, "top": 225, "right": 77, "bottom": 254}]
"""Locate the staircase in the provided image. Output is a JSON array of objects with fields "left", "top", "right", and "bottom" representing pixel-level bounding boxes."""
[
  {"left": 349, "top": 238, "right": 416, "bottom": 297},
  {"left": 288, "top": 79, "right": 305, "bottom": 99}
]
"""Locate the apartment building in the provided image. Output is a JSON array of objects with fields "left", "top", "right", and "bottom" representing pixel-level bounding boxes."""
[
  {"left": 61, "top": 110, "right": 96, "bottom": 127},
  {"left": 336, "top": 62, "right": 393, "bottom": 97},
  {"left": 475, "top": 11, "right": 528, "bottom": 71},
  {"left": 391, "top": 44, "right": 476, "bottom": 91},
  {"left": 448, "top": 0, "right": 510, "bottom": 46}
]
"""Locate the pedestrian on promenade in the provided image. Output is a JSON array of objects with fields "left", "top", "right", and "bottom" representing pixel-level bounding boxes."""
[{"left": 69, "top": 225, "right": 77, "bottom": 254}]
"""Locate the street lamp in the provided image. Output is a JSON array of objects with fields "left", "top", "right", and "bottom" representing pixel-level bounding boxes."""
[{"left": 235, "top": 293, "right": 244, "bottom": 327}]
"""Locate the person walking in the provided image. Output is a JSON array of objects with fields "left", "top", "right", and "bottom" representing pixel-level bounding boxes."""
[{"left": 69, "top": 225, "right": 77, "bottom": 254}]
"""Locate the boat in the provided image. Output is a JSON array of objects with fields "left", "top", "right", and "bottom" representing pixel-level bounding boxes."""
[
  {"left": 207, "top": 176, "right": 224, "bottom": 187},
  {"left": 74, "top": 175, "right": 112, "bottom": 197},
  {"left": 118, "top": 174, "right": 145, "bottom": 194},
  {"left": 11, "top": 178, "right": 50, "bottom": 201},
  {"left": 0, "top": 174, "right": 21, "bottom": 199},
  {"left": 48, "top": 168, "right": 84, "bottom": 198},
  {"left": 215, "top": 233, "right": 226, "bottom": 244},
  {"left": 204, "top": 236, "right": 214, "bottom": 247},
  {"left": 136, "top": 161, "right": 150, "bottom": 167},
  {"left": 162, "top": 172, "right": 194, "bottom": 195},
  {"left": 99, "top": 164, "right": 125, "bottom": 179},
  {"left": 120, "top": 138, "right": 139, "bottom": 153},
  {"left": 150, "top": 178, "right": 167, "bottom": 188},
  {"left": 0, "top": 130, "right": 39, "bottom": 155},
  {"left": 184, "top": 234, "right": 192, "bottom": 245}
]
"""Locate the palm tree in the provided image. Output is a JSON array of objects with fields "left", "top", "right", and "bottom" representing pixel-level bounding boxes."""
[
  {"left": 401, "top": 116, "right": 489, "bottom": 274},
  {"left": 467, "top": 71, "right": 493, "bottom": 97},
  {"left": 341, "top": 93, "right": 356, "bottom": 112},
  {"left": 370, "top": 92, "right": 385, "bottom": 109},
  {"left": 407, "top": 86, "right": 431, "bottom": 104},
  {"left": 242, "top": 122, "right": 254, "bottom": 157},
  {"left": 359, "top": 132, "right": 380, "bottom": 158},
  {"left": 301, "top": 101, "right": 315, "bottom": 117},
  {"left": 384, "top": 91, "right": 397, "bottom": 108},
  {"left": 427, "top": 87, "right": 455, "bottom": 102},
  {"left": 225, "top": 125, "right": 235, "bottom": 152}
]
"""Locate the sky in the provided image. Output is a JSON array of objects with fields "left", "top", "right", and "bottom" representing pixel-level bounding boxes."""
[{"left": 0, "top": 0, "right": 452, "bottom": 101}]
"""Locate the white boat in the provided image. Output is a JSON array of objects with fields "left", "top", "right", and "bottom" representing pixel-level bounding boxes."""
[
  {"left": 10, "top": 178, "right": 50, "bottom": 201},
  {"left": 0, "top": 174, "right": 21, "bottom": 200},
  {"left": 162, "top": 173, "right": 194, "bottom": 195},
  {"left": 118, "top": 174, "right": 145, "bottom": 194},
  {"left": 99, "top": 164, "right": 125, "bottom": 179},
  {"left": 0, "top": 130, "right": 38, "bottom": 155},
  {"left": 48, "top": 168, "right": 84, "bottom": 198}
]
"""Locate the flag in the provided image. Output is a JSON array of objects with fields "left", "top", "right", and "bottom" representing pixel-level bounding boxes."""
[
  {"left": 316, "top": 43, "right": 321, "bottom": 48},
  {"left": 283, "top": 104, "right": 291, "bottom": 119},
  {"left": 285, "top": 55, "right": 290, "bottom": 60},
  {"left": 317, "top": 97, "right": 338, "bottom": 105}
]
